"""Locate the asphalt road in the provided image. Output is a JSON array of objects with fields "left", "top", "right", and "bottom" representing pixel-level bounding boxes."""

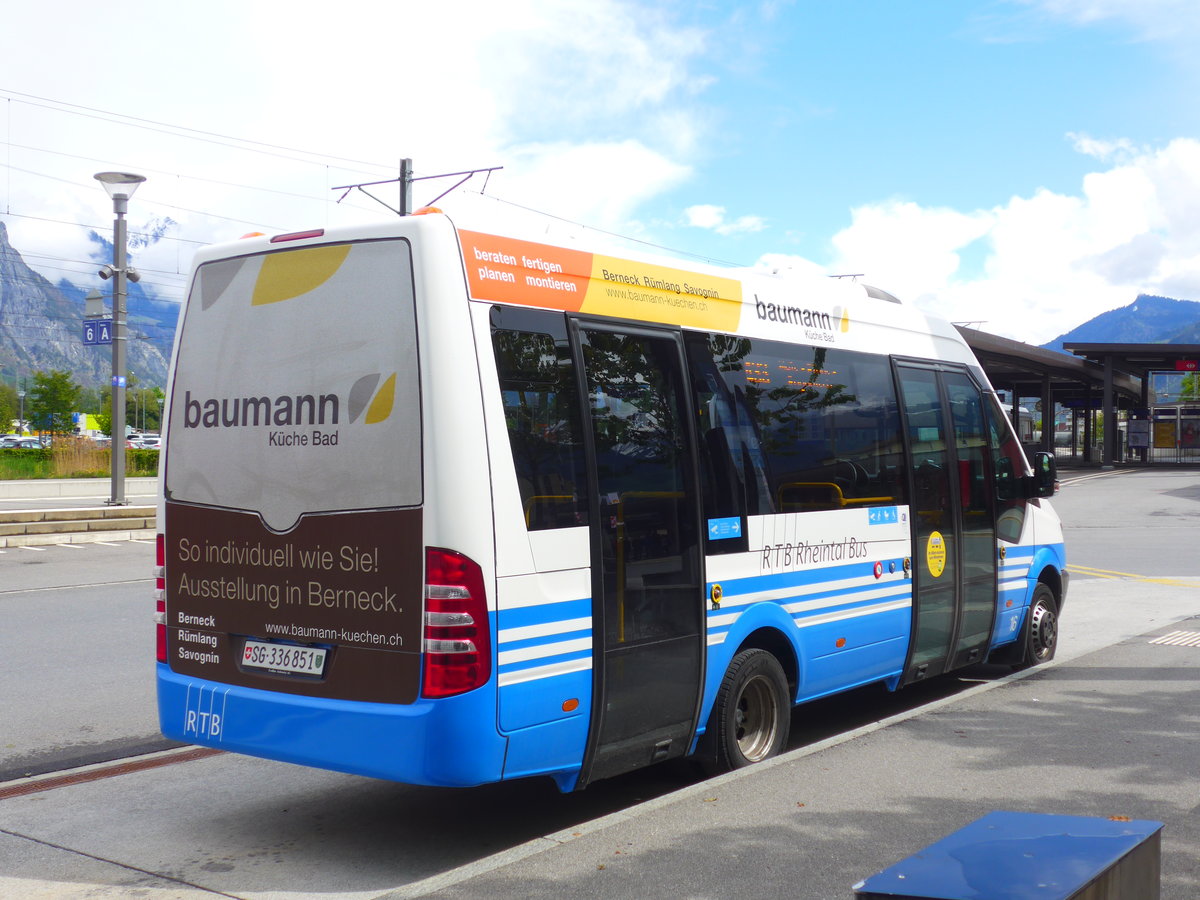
[
  {"left": 0, "top": 541, "right": 162, "bottom": 781},
  {"left": 1054, "top": 466, "right": 1200, "bottom": 574}
]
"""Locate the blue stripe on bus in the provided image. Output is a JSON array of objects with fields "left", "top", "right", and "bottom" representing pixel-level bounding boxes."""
[
  {"left": 498, "top": 627, "right": 592, "bottom": 656},
  {"left": 714, "top": 558, "right": 908, "bottom": 600},
  {"left": 498, "top": 649, "right": 594, "bottom": 676},
  {"left": 497, "top": 596, "right": 592, "bottom": 631},
  {"left": 705, "top": 583, "right": 912, "bottom": 621}
]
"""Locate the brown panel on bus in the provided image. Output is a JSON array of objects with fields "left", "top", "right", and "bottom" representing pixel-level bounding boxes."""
[{"left": 164, "top": 502, "right": 423, "bottom": 704}]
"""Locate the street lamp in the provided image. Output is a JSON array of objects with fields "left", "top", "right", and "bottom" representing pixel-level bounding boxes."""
[
  {"left": 16, "top": 386, "right": 25, "bottom": 435},
  {"left": 95, "top": 171, "right": 146, "bottom": 506}
]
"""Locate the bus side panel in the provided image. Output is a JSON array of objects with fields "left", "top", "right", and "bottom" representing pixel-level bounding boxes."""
[
  {"left": 795, "top": 607, "right": 913, "bottom": 700},
  {"left": 993, "top": 544, "right": 1039, "bottom": 647},
  {"left": 471, "top": 301, "right": 596, "bottom": 782},
  {"left": 699, "top": 509, "right": 913, "bottom": 724},
  {"left": 494, "top": 543, "right": 593, "bottom": 782},
  {"left": 989, "top": 540, "right": 1067, "bottom": 649},
  {"left": 703, "top": 565, "right": 912, "bottom": 706},
  {"left": 418, "top": 227, "right": 500, "bottom": 583},
  {"left": 157, "top": 665, "right": 508, "bottom": 787}
]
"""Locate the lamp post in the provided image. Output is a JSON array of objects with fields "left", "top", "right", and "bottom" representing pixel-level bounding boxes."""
[
  {"left": 95, "top": 171, "right": 146, "bottom": 506},
  {"left": 16, "top": 386, "right": 25, "bottom": 435}
]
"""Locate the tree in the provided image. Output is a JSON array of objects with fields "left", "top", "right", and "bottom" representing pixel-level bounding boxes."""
[
  {"left": 27, "top": 370, "right": 82, "bottom": 436},
  {"left": 95, "top": 409, "right": 113, "bottom": 438},
  {"left": 77, "top": 386, "right": 103, "bottom": 415},
  {"left": 0, "top": 382, "right": 17, "bottom": 433}
]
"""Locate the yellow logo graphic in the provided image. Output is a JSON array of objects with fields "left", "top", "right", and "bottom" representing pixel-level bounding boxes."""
[
  {"left": 926, "top": 531, "right": 946, "bottom": 578},
  {"left": 365, "top": 374, "right": 396, "bottom": 424},
  {"left": 840, "top": 309, "right": 851, "bottom": 332},
  {"left": 348, "top": 373, "right": 396, "bottom": 424},
  {"left": 252, "top": 244, "right": 351, "bottom": 306}
]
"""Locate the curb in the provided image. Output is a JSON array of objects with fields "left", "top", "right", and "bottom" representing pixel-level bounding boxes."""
[
  {"left": 0, "top": 477, "right": 158, "bottom": 501},
  {"left": 1, "top": 528, "right": 157, "bottom": 548}
]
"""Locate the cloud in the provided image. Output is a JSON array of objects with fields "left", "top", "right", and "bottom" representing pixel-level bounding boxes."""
[
  {"left": 461, "top": 140, "right": 693, "bottom": 239},
  {"left": 1, "top": 0, "right": 730, "bottom": 301},
  {"left": 1010, "top": 0, "right": 1200, "bottom": 40},
  {"left": 1067, "top": 132, "right": 1142, "bottom": 162},
  {"left": 683, "top": 204, "right": 767, "bottom": 236},
  {"left": 794, "top": 138, "right": 1200, "bottom": 344},
  {"left": 828, "top": 200, "right": 994, "bottom": 301},
  {"left": 752, "top": 253, "right": 829, "bottom": 281}
]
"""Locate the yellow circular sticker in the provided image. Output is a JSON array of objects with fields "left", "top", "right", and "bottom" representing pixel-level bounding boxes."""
[{"left": 926, "top": 531, "right": 947, "bottom": 578}]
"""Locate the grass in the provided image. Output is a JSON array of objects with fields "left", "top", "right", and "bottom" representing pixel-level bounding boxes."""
[{"left": 0, "top": 438, "right": 159, "bottom": 480}]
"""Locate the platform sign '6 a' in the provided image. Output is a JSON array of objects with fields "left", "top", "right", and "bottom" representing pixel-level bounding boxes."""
[{"left": 83, "top": 318, "right": 113, "bottom": 345}]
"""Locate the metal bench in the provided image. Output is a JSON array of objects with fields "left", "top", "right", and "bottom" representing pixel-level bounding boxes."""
[{"left": 853, "top": 811, "right": 1163, "bottom": 900}]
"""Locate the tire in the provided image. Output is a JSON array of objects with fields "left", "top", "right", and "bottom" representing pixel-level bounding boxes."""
[
  {"left": 707, "top": 648, "right": 790, "bottom": 772},
  {"left": 1021, "top": 583, "right": 1059, "bottom": 667}
]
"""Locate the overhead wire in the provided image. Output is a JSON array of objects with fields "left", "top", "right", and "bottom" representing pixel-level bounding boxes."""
[
  {"left": 0, "top": 88, "right": 399, "bottom": 175},
  {"left": 1, "top": 87, "right": 754, "bottom": 342}
]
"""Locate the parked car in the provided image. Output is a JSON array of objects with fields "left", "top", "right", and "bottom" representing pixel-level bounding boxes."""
[{"left": 1, "top": 437, "right": 44, "bottom": 449}]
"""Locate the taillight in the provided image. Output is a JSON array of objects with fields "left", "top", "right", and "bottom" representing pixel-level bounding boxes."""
[
  {"left": 155, "top": 532, "right": 167, "bottom": 663},
  {"left": 422, "top": 547, "right": 490, "bottom": 698}
]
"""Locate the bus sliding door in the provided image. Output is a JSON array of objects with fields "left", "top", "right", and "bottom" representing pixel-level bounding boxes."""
[
  {"left": 895, "top": 363, "right": 998, "bottom": 684},
  {"left": 572, "top": 322, "right": 705, "bottom": 785}
]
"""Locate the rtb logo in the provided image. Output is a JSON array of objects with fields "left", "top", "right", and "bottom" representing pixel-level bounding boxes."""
[{"left": 183, "top": 685, "right": 229, "bottom": 741}]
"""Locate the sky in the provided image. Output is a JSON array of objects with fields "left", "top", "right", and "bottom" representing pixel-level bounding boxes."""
[{"left": 4, "top": 0, "right": 1200, "bottom": 346}]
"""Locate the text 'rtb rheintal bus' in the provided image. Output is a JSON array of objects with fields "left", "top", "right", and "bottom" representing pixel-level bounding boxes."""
[{"left": 155, "top": 210, "right": 1066, "bottom": 791}]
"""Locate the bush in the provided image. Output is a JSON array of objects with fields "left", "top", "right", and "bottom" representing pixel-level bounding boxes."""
[
  {"left": 127, "top": 448, "right": 160, "bottom": 476},
  {"left": 0, "top": 439, "right": 159, "bottom": 480},
  {"left": 0, "top": 447, "right": 54, "bottom": 479}
]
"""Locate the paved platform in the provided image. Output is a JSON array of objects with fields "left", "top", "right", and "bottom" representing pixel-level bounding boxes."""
[
  {"left": 0, "top": 477, "right": 157, "bottom": 545},
  {"left": 407, "top": 621, "right": 1200, "bottom": 900}
]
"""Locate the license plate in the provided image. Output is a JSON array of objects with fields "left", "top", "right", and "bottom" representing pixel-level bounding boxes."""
[{"left": 242, "top": 640, "right": 327, "bottom": 676}]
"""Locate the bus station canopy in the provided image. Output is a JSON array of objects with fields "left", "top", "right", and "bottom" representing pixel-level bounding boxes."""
[
  {"left": 955, "top": 326, "right": 1146, "bottom": 467},
  {"left": 1061, "top": 341, "right": 1200, "bottom": 381},
  {"left": 955, "top": 326, "right": 1140, "bottom": 408}
]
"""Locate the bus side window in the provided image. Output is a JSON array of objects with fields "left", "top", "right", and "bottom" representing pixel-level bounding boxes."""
[
  {"left": 490, "top": 308, "right": 589, "bottom": 531},
  {"left": 687, "top": 334, "right": 907, "bottom": 521},
  {"left": 985, "top": 393, "right": 1027, "bottom": 543},
  {"left": 685, "top": 333, "right": 767, "bottom": 553}
]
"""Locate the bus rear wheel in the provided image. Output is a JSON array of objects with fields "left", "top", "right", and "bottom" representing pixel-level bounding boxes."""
[{"left": 709, "top": 648, "right": 790, "bottom": 771}]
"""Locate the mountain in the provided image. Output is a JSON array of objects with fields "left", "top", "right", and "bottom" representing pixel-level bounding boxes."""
[
  {"left": 1040, "top": 294, "right": 1200, "bottom": 352},
  {"left": 0, "top": 220, "right": 177, "bottom": 389}
]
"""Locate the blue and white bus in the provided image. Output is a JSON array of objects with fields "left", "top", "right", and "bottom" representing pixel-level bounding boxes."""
[{"left": 155, "top": 212, "right": 1066, "bottom": 791}]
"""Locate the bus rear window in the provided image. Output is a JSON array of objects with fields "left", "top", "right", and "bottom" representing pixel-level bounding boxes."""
[{"left": 167, "top": 239, "right": 421, "bottom": 532}]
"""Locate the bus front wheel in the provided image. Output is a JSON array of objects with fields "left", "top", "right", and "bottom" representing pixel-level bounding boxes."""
[
  {"left": 1022, "top": 584, "right": 1059, "bottom": 667},
  {"left": 708, "top": 648, "right": 790, "bottom": 772}
]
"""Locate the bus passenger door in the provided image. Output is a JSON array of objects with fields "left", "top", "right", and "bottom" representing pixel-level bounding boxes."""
[
  {"left": 573, "top": 322, "right": 706, "bottom": 785},
  {"left": 895, "top": 363, "right": 998, "bottom": 684}
]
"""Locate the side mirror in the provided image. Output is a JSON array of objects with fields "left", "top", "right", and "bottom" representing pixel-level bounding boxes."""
[
  {"left": 995, "top": 456, "right": 1018, "bottom": 501},
  {"left": 1030, "top": 451, "right": 1057, "bottom": 498}
]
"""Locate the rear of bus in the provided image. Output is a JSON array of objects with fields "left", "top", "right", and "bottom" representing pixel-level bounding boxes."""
[{"left": 155, "top": 216, "right": 507, "bottom": 785}]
